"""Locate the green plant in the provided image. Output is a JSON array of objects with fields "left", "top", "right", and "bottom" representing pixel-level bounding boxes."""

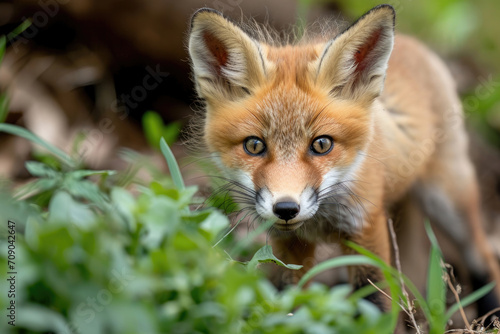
[
  {"left": 142, "top": 111, "right": 181, "bottom": 149},
  {"left": 0, "top": 125, "right": 392, "bottom": 334},
  {"left": 0, "top": 20, "right": 32, "bottom": 124}
]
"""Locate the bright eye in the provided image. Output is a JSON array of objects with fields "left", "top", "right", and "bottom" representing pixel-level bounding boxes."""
[
  {"left": 311, "top": 136, "right": 333, "bottom": 155},
  {"left": 244, "top": 137, "right": 266, "bottom": 156}
]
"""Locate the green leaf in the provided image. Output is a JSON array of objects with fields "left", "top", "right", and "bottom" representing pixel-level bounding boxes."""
[
  {"left": 198, "top": 210, "right": 229, "bottom": 239},
  {"left": 162, "top": 121, "right": 181, "bottom": 146},
  {"left": 32, "top": 151, "right": 63, "bottom": 170},
  {"left": 173, "top": 231, "right": 201, "bottom": 251},
  {"left": 105, "top": 303, "right": 158, "bottom": 334},
  {"left": 111, "top": 187, "right": 137, "bottom": 231},
  {"left": 213, "top": 211, "right": 251, "bottom": 248},
  {"left": 24, "top": 215, "right": 41, "bottom": 250},
  {"left": 67, "top": 169, "right": 116, "bottom": 179},
  {"left": 150, "top": 181, "right": 179, "bottom": 199},
  {"left": 150, "top": 182, "right": 197, "bottom": 210},
  {"left": 62, "top": 179, "right": 108, "bottom": 208},
  {"left": 25, "top": 161, "right": 60, "bottom": 178},
  {"left": 17, "top": 304, "right": 72, "bottom": 333},
  {"left": 160, "top": 137, "right": 185, "bottom": 190},
  {"left": 177, "top": 186, "right": 198, "bottom": 208},
  {"left": 246, "top": 245, "right": 303, "bottom": 272},
  {"left": 142, "top": 111, "right": 181, "bottom": 149},
  {"left": 0, "top": 123, "right": 75, "bottom": 167},
  {"left": 139, "top": 196, "right": 178, "bottom": 248},
  {"left": 48, "top": 191, "right": 96, "bottom": 228},
  {"left": 14, "top": 177, "right": 59, "bottom": 200},
  {"left": 143, "top": 111, "right": 164, "bottom": 149}
]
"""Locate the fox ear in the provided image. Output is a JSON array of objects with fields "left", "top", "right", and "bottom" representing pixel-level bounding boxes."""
[
  {"left": 189, "top": 8, "right": 266, "bottom": 103},
  {"left": 316, "top": 5, "right": 395, "bottom": 102}
]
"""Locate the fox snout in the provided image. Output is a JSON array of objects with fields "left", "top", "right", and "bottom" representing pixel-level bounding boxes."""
[
  {"left": 272, "top": 199, "right": 300, "bottom": 221},
  {"left": 256, "top": 186, "right": 320, "bottom": 230}
]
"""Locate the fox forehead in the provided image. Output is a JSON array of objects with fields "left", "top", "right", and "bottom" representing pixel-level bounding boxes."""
[
  {"left": 264, "top": 44, "right": 321, "bottom": 89},
  {"left": 204, "top": 44, "right": 372, "bottom": 163},
  {"left": 254, "top": 85, "right": 321, "bottom": 159},
  {"left": 206, "top": 85, "right": 369, "bottom": 163},
  {"left": 252, "top": 44, "right": 371, "bottom": 149}
]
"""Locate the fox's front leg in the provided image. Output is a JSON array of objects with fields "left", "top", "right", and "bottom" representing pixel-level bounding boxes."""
[
  {"left": 270, "top": 235, "right": 317, "bottom": 289},
  {"left": 341, "top": 211, "right": 392, "bottom": 312}
]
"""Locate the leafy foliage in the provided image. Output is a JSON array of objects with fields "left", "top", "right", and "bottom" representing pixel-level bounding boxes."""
[{"left": 0, "top": 125, "right": 394, "bottom": 334}]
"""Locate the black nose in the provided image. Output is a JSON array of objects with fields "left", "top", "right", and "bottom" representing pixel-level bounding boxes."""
[{"left": 273, "top": 201, "right": 300, "bottom": 221}]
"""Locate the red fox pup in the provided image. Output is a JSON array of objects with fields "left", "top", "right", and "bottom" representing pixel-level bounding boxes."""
[{"left": 188, "top": 5, "right": 500, "bottom": 314}]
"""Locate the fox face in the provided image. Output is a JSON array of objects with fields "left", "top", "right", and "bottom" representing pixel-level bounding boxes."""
[
  {"left": 189, "top": 6, "right": 395, "bottom": 234},
  {"left": 204, "top": 85, "right": 372, "bottom": 233}
]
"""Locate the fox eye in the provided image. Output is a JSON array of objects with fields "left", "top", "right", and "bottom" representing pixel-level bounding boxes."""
[
  {"left": 244, "top": 136, "right": 266, "bottom": 156},
  {"left": 311, "top": 136, "right": 333, "bottom": 155}
]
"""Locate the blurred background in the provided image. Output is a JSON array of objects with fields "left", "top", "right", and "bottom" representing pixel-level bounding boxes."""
[{"left": 1, "top": 0, "right": 500, "bottom": 325}]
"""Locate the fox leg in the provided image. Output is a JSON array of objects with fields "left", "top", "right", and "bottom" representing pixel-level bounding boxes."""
[
  {"left": 270, "top": 235, "right": 317, "bottom": 289},
  {"left": 341, "top": 211, "right": 393, "bottom": 312},
  {"left": 414, "top": 150, "right": 500, "bottom": 315}
]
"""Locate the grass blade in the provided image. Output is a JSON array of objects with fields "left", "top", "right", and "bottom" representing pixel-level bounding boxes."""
[
  {"left": 428, "top": 261, "right": 447, "bottom": 329},
  {"left": 7, "top": 20, "right": 32, "bottom": 40},
  {"left": 213, "top": 211, "right": 251, "bottom": 248},
  {"left": 159, "top": 137, "right": 185, "bottom": 190},
  {"left": 427, "top": 247, "right": 447, "bottom": 333},
  {"left": 230, "top": 219, "right": 274, "bottom": 257},
  {"left": 297, "top": 255, "right": 378, "bottom": 289},
  {"left": 0, "top": 123, "right": 75, "bottom": 167},
  {"left": 446, "top": 281, "right": 496, "bottom": 321},
  {"left": 424, "top": 220, "right": 442, "bottom": 253},
  {"left": 424, "top": 221, "right": 447, "bottom": 333},
  {"left": 0, "top": 93, "right": 9, "bottom": 123},
  {"left": 346, "top": 241, "right": 411, "bottom": 331},
  {"left": 0, "top": 35, "right": 5, "bottom": 66}
]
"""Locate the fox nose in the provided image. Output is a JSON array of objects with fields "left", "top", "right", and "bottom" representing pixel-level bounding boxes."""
[{"left": 273, "top": 200, "right": 300, "bottom": 221}]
